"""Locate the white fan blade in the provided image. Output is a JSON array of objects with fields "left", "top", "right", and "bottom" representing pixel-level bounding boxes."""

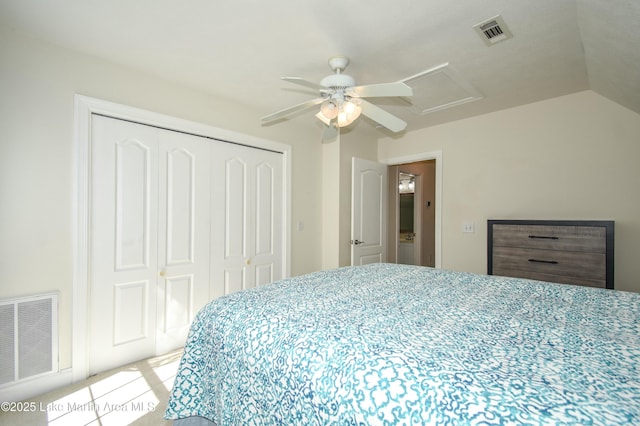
[
  {"left": 322, "top": 121, "right": 339, "bottom": 143},
  {"left": 347, "top": 82, "right": 412, "bottom": 98},
  {"left": 315, "top": 112, "right": 339, "bottom": 143},
  {"left": 360, "top": 99, "right": 407, "bottom": 132},
  {"left": 261, "top": 98, "right": 325, "bottom": 123},
  {"left": 282, "top": 77, "right": 328, "bottom": 92}
]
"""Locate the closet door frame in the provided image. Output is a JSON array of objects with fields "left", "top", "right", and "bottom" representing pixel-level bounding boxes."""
[{"left": 73, "top": 94, "right": 291, "bottom": 382}]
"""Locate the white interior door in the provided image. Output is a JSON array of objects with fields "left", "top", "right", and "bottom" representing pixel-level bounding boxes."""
[
  {"left": 89, "top": 116, "right": 211, "bottom": 373},
  {"left": 351, "top": 157, "right": 388, "bottom": 265},
  {"left": 90, "top": 116, "right": 160, "bottom": 374},
  {"left": 210, "top": 143, "right": 283, "bottom": 298},
  {"left": 155, "top": 131, "right": 211, "bottom": 354}
]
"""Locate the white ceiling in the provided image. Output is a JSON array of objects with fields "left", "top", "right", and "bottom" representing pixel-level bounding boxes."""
[{"left": 2, "top": 0, "right": 639, "bottom": 136}]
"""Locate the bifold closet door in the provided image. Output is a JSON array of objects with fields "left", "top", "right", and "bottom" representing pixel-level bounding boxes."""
[
  {"left": 155, "top": 130, "right": 211, "bottom": 355},
  {"left": 210, "top": 143, "right": 283, "bottom": 299},
  {"left": 89, "top": 115, "right": 210, "bottom": 374}
]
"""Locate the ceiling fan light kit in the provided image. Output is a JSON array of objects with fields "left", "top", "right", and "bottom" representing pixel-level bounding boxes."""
[
  {"left": 261, "top": 55, "right": 413, "bottom": 141},
  {"left": 320, "top": 99, "right": 339, "bottom": 120},
  {"left": 318, "top": 97, "right": 362, "bottom": 127}
]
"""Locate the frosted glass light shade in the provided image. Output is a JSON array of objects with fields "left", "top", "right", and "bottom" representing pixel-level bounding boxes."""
[
  {"left": 337, "top": 100, "right": 362, "bottom": 127},
  {"left": 320, "top": 100, "right": 339, "bottom": 119},
  {"left": 319, "top": 99, "right": 362, "bottom": 128}
]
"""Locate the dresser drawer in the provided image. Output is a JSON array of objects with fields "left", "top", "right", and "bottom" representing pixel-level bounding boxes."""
[
  {"left": 488, "top": 220, "right": 614, "bottom": 289},
  {"left": 492, "top": 224, "right": 606, "bottom": 253},
  {"left": 491, "top": 267, "right": 606, "bottom": 288},
  {"left": 492, "top": 246, "right": 606, "bottom": 280}
]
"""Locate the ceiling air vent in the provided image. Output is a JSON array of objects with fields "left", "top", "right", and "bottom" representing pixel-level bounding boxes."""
[{"left": 473, "top": 15, "right": 512, "bottom": 46}]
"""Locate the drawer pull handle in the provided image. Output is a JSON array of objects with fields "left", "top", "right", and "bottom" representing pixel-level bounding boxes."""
[
  {"left": 528, "top": 235, "right": 559, "bottom": 240},
  {"left": 528, "top": 258, "right": 558, "bottom": 265}
]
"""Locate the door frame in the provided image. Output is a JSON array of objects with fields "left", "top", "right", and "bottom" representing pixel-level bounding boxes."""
[
  {"left": 381, "top": 151, "right": 442, "bottom": 268},
  {"left": 72, "top": 95, "right": 292, "bottom": 382}
]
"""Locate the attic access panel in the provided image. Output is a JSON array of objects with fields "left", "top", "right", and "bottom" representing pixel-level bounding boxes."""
[{"left": 400, "top": 63, "right": 483, "bottom": 115}]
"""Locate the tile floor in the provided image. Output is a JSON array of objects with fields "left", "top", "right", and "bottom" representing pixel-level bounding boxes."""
[{"left": 0, "top": 349, "right": 183, "bottom": 426}]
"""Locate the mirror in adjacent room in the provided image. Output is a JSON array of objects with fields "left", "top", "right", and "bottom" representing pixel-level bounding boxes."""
[
  {"left": 398, "top": 173, "right": 416, "bottom": 264},
  {"left": 398, "top": 173, "right": 415, "bottom": 234},
  {"left": 399, "top": 194, "right": 414, "bottom": 233}
]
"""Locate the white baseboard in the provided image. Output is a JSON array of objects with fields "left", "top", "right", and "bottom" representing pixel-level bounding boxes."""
[{"left": 0, "top": 369, "right": 73, "bottom": 402}]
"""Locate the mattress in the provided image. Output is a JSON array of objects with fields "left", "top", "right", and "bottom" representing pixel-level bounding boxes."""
[{"left": 165, "top": 263, "right": 640, "bottom": 424}]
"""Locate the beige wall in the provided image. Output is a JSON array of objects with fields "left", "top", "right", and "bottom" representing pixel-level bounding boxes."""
[
  {"left": 0, "top": 29, "right": 324, "bottom": 371},
  {"left": 379, "top": 90, "right": 640, "bottom": 293}
]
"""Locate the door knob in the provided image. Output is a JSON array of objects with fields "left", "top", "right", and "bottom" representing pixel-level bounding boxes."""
[
  {"left": 351, "top": 239, "right": 365, "bottom": 245},
  {"left": 159, "top": 269, "right": 166, "bottom": 277}
]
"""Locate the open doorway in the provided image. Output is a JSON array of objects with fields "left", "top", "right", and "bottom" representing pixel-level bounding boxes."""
[{"left": 388, "top": 160, "right": 436, "bottom": 267}]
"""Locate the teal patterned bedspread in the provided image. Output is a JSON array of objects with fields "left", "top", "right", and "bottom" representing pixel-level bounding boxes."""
[{"left": 165, "top": 263, "right": 640, "bottom": 425}]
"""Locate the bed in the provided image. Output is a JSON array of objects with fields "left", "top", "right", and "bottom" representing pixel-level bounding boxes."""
[{"left": 165, "top": 263, "right": 640, "bottom": 425}]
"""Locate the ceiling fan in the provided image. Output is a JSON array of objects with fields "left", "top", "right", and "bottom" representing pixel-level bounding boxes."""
[{"left": 261, "top": 55, "right": 413, "bottom": 141}]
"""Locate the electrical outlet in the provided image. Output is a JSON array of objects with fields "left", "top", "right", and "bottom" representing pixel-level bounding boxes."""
[{"left": 462, "top": 222, "right": 475, "bottom": 233}]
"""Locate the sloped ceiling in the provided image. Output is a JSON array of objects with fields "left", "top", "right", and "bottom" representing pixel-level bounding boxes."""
[{"left": 1, "top": 0, "right": 638, "bottom": 137}]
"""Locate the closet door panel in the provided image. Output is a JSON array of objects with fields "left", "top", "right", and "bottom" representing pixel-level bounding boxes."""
[
  {"left": 224, "top": 158, "right": 247, "bottom": 259},
  {"left": 255, "top": 162, "right": 274, "bottom": 256},
  {"left": 156, "top": 130, "right": 211, "bottom": 354},
  {"left": 224, "top": 269, "right": 245, "bottom": 295},
  {"left": 165, "top": 148, "right": 195, "bottom": 264},
  {"left": 163, "top": 275, "right": 193, "bottom": 333},
  {"left": 115, "top": 140, "right": 152, "bottom": 270},
  {"left": 113, "top": 281, "right": 149, "bottom": 345},
  {"left": 253, "top": 154, "right": 282, "bottom": 283},
  {"left": 211, "top": 150, "right": 249, "bottom": 297},
  {"left": 211, "top": 143, "right": 283, "bottom": 299},
  {"left": 90, "top": 115, "right": 159, "bottom": 375},
  {"left": 256, "top": 264, "right": 274, "bottom": 287},
  {"left": 90, "top": 116, "right": 212, "bottom": 372}
]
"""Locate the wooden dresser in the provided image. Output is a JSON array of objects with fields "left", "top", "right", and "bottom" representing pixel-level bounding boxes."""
[{"left": 488, "top": 220, "right": 614, "bottom": 289}]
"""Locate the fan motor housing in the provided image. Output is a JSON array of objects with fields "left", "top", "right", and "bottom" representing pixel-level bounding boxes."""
[{"left": 320, "top": 74, "right": 356, "bottom": 89}]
